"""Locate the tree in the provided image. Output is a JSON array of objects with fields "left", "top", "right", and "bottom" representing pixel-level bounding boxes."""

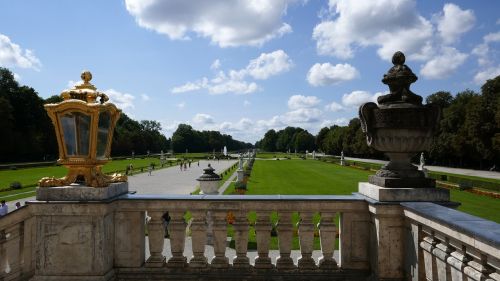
[
  {"left": 260, "top": 129, "right": 278, "bottom": 152},
  {"left": 294, "top": 130, "right": 315, "bottom": 152}
]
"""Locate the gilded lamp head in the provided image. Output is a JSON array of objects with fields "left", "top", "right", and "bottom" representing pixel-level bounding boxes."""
[{"left": 39, "top": 71, "right": 127, "bottom": 188}]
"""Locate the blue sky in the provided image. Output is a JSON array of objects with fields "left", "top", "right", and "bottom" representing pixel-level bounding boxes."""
[{"left": 1, "top": 0, "right": 499, "bottom": 143}]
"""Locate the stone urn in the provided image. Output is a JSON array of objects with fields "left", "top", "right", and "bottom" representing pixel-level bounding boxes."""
[
  {"left": 359, "top": 51, "right": 440, "bottom": 188},
  {"left": 196, "top": 164, "right": 221, "bottom": 194}
]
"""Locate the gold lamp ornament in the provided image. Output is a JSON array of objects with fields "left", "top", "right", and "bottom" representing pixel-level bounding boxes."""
[{"left": 39, "top": 71, "right": 127, "bottom": 188}]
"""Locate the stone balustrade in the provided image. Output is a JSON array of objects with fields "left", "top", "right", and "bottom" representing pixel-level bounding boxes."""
[
  {"left": 0, "top": 206, "right": 35, "bottom": 281},
  {"left": 2, "top": 195, "right": 500, "bottom": 281},
  {"left": 402, "top": 202, "right": 500, "bottom": 281},
  {"left": 114, "top": 194, "right": 371, "bottom": 280}
]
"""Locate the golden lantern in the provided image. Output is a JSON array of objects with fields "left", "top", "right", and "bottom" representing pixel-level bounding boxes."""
[{"left": 39, "top": 71, "right": 127, "bottom": 187}]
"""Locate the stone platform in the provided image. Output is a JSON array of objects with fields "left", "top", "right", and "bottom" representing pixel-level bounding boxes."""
[
  {"left": 36, "top": 182, "right": 128, "bottom": 201},
  {"left": 358, "top": 182, "right": 450, "bottom": 202}
]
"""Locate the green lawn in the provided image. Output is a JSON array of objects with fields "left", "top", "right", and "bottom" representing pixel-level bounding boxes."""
[{"left": 256, "top": 152, "right": 302, "bottom": 159}]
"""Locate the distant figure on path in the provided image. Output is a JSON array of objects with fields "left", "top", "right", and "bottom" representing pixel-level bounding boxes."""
[
  {"left": 148, "top": 164, "right": 153, "bottom": 176},
  {"left": 490, "top": 164, "right": 497, "bottom": 171},
  {"left": 0, "top": 200, "right": 8, "bottom": 216},
  {"left": 15, "top": 202, "right": 21, "bottom": 209},
  {"left": 197, "top": 161, "right": 200, "bottom": 167},
  {"left": 183, "top": 162, "right": 187, "bottom": 171},
  {"left": 188, "top": 161, "right": 191, "bottom": 168}
]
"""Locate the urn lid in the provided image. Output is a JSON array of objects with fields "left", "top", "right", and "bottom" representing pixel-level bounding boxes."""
[
  {"left": 197, "top": 164, "right": 221, "bottom": 181},
  {"left": 60, "top": 71, "right": 109, "bottom": 104}
]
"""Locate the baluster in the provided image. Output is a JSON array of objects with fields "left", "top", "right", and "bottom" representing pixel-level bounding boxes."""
[
  {"left": 146, "top": 211, "right": 166, "bottom": 267},
  {"left": 167, "top": 210, "right": 187, "bottom": 268},
  {"left": 189, "top": 210, "right": 208, "bottom": 268},
  {"left": 318, "top": 212, "right": 337, "bottom": 269},
  {"left": 233, "top": 210, "right": 250, "bottom": 268},
  {"left": 446, "top": 241, "right": 470, "bottom": 281},
  {"left": 254, "top": 211, "right": 273, "bottom": 269},
  {"left": 432, "top": 234, "right": 453, "bottom": 281},
  {"left": 463, "top": 250, "right": 493, "bottom": 281},
  {"left": 276, "top": 211, "right": 294, "bottom": 270},
  {"left": 298, "top": 211, "right": 317, "bottom": 269},
  {"left": 211, "top": 211, "right": 229, "bottom": 268},
  {"left": 420, "top": 231, "right": 438, "bottom": 281}
]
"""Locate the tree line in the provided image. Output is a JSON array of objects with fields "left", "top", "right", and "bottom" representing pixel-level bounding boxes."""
[
  {"left": 171, "top": 124, "right": 253, "bottom": 153},
  {"left": 256, "top": 75, "right": 500, "bottom": 170}
]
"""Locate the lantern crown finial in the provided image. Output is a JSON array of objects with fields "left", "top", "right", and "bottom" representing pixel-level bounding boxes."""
[{"left": 60, "top": 71, "right": 109, "bottom": 104}]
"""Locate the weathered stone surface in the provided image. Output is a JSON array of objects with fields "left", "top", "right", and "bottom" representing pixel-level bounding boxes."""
[
  {"left": 36, "top": 182, "right": 128, "bottom": 201},
  {"left": 358, "top": 182, "right": 449, "bottom": 202}
]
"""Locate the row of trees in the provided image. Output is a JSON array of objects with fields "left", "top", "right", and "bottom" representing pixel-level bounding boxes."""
[
  {"left": 0, "top": 68, "right": 163, "bottom": 162},
  {"left": 255, "top": 127, "right": 316, "bottom": 153},
  {"left": 256, "top": 76, "right": 500, "bottom": 169},
  {"left": 171, "top": 124, "right": 253, "bottom": 153}
]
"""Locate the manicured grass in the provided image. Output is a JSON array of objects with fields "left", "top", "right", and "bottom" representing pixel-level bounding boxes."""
[{"left": 256, "top": 152, "right": 302, "bottom": 159}]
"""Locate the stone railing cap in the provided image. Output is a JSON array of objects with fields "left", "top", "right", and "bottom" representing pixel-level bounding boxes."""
[{"left": 402, "top": 202, "right": 500, "bottom": 248}]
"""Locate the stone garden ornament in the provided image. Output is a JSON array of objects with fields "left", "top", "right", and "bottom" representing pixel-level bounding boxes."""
[{"left": 359, "top": 52, "right": 440, "bottom": 188}]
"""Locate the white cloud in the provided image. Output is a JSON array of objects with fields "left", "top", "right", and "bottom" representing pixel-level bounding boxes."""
[
  {"left": 341, "top": 90, "right": 382, "bottom": 107},
  {"left": 176, "top": 102, "right": 185, "bottom": 109},
  {"left": 13, "top": 72, "right": 21, "bottom": 81},
  {"left": 245, "top": 50, "right": 293, "bottom": 79},
  {"left": 171, "top": 81, "right": 205, "bottom": 94},
  {"left": 312, "top": 0, "right": 434, "bottom": 61},
  {"left": 474, "top": 66, "right": 500, "bottom": 85},
  {"left": 104, "top": 89, "right": 135, "bottom": 112},
  {"left": 436, "top": 3, "right": 475, "bottom": 44},
  {"left": 284, "top": 108, "right": 322, "bottom": 123},
  {"left": 171, "top": 50, "right": 290, "bottom": 95},
  {"left": 307, "top": 63, "right": 358, "bottom": 86},
  {"left": 140, "top": 94, "right": 150, "bottom": 101},
  {"left": 210, "top": 59, "right": 221, "bottom": 70},
  {"left": 287, "top": 95, "right": 321, "bottom": 110},
  {"left": 0, "top": 34, "right": 41, "bottom": 70},
  {"left": 420, "top": 47, "right": 468, "bottom": 79},
  {"left": 325, "top": 101, "right": 343, "bottom": 112},
  {"left": 472, "top": 31, "right": 500, "bottom": 73},
  {"left": 243, "top": 100, "right": 251, "bottom": 107},
  {"left": 193, "top": 113, "right": 215, "bottom": 125},
  {"left": 125, "top": 0, "right": 293, "bottom": 47},
  {"left": 320, "top": 118, "right": 348, "bottom": 128},
  {"left": 484, "top": 31, "right": 500, "bottom": 43}
]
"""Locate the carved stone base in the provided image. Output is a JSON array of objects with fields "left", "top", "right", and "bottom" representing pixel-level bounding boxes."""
[
  {"left": 145, "top": 256, "right": 166, "bottom": 268},
  {"left": 254, "top": 257, "right": 274, "bottom": 269},
  {"left": 369, "top": 175, "right": 435, "bottom": 188},
  {"left": 358, "top": 182, "right": 450, "bottom": 202},
  {"left": 298, "top": 256, "right": 317, "bottom": 270},
  {"left": 188, "top": 256, "right": 208, "bottom": 268},
  {"left": 166, "top": 256, "right": 187, "bottom": 268},
  {"left": 36, "top": 182, "right": 128, "bottom": 201},
  {"left": 210, "top": 257, "right": 229, "bottom": 268},
  {"left": 318, "top": 258, "right": 338, "bottom": 269},
  {"left": 233, "top": 256, "right": 251, "bottom": 268},
  {"left": 276, "top": 256, "right": 295, "bottom": 270}
]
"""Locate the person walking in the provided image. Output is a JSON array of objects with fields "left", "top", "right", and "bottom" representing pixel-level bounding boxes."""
[
  {"left": 148, "top": 164, "right": 153, "bottom": 176},
  {"left": 0, "top": 200, "right": 8, "bottom": 216},
  {"left": 180, "top": 161, "right": 183, "bottom": 171}
]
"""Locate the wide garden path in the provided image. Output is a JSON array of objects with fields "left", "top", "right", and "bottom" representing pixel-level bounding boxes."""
[
  {"left": 128, "top": 159, "right": 237, "bottom": 194},
  {"left": 344, "top": 156, "right": 500, "bottom": 180}
]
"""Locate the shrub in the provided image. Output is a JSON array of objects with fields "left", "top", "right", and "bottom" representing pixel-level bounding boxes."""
[
  {"left": 235, "top": 182, "right": 247, "bottom": 190},
  {"left": 10, "top": 181, "right": 22, "bottom": 189}
]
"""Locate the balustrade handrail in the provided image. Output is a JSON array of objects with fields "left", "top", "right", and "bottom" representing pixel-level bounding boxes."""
[{"left": 402, "top": 202, "right": 500, "bottom": 253}]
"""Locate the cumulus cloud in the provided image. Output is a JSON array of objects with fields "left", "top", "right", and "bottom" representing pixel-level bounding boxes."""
[
  {"left": 243, "top": 100, "right": 251, "bottom": 107},
  {"left": 341, "top": 90, "right": 383, "bottom": 107},
  {"left": 125, "top": 0, "right": 293, "bottom": 47},
  {"left": 420, "top": 47, "right": 468, "bottom": 79},
  {"left": 140, "top": 94, "right": 150, "bottom": 101},
  {"left": 104, "top": 89, "right": 135, "bottom": 113},
  {"left": 320, "top": 118, "right": 348, "bottom": 128},
  {"left": 193, "top": 113, "right": 215, "bottom": 125},
  {"left": 474, "top": 66, "right": 500, "bottom": 85},
  {"left": 246, "top": 50, "right": 293, "bottom": 79},
  {"left": 284, "top": 108, "right": 322, "bottom": 123},
  {"left": 470, "top": 31, "right": 500, "bottom": 83},
  {"left": 210, "top": 59, "right": 221, "bottom": 70},
  {"left": 436, "top": 3, "right": 475, "bottom": 44},
  {"left": 287, "top": 95, "right": 321, "bottom": 110},
  {"left": 325, "top": 101, "right": 343, "bottom": 112},
  {"left": 312, "top": 0, "right": 434, "bottom": 61},
  {"left": 0, "top": 34, "right": 41, "bottom": 70},
  {"left": 171, "top": 50, "right": 291, "bottom": 95},
  {"left": 307, "top": 62, "right": 358, "bottom": 86}
]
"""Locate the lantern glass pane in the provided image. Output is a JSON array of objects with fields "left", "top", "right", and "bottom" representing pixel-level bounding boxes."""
[
  {"left": 96, "top": 111, "right": 111, "bottom": 158},
  {"left": 60, "top": 112, "right": 90, "bottom": 156}
]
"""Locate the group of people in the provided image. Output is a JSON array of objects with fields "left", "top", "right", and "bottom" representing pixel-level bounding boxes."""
[
  {"left": 0, "top": 200, "right": 22, "bottom": 217},
  {"left": 179, "top": 160, "right": 199, "bottom": 171}
]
